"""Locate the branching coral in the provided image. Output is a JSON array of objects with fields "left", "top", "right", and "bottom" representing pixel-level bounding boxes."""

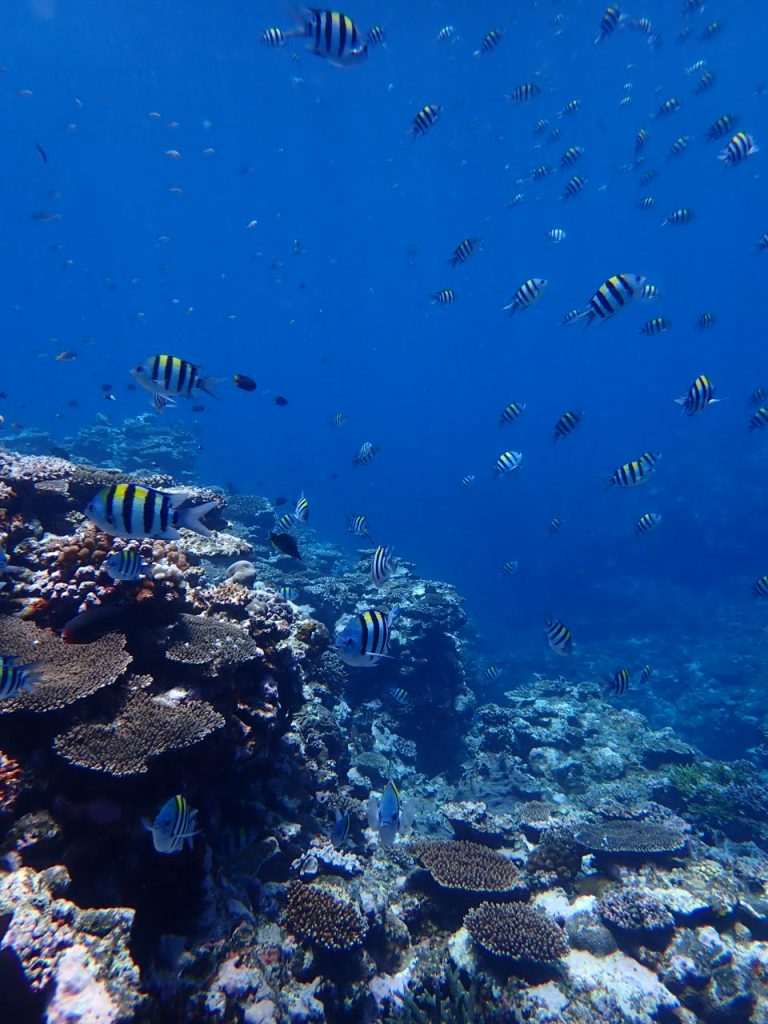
[
  {"left": 464, "top": 901, "right": 568, "bottom": 962},
  {"left": 284, "top": 881, "right": 368, "bottom": 951},
  {"left": 53, "top": 687, "right": 225, "bottom": 775},
  {"left": 410, "top": 840, "right": 521, "bottom": 895},
  {"left": 0, "top": 615, "right": 131, "bottom": 714}
]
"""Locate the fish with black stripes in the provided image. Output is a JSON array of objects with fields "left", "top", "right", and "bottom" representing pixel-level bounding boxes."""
[
  {"left": 749, "top": 407, "right": 768, "bottom": 432},
  {"left": 143, "top": 795, "right": 199, "bottom": 854},
  {"left": 507, "top": 83, "right": 541, "bottom": 103},
  {"left": 499, "top": 401, "right": 525, "bottom": 426},
  {"left": 545, "top": 616, "right": 573, "bottom": 655},
  {"left": 347, "top": 513, "right": 373, "bottom": 541},
  {"left": 0, "top": 657, "right": 43, "bottom": 702},
  {"left": 553, "top": 410, "right": 582, "bottom": 442},
  {"left": 261, "top": 27, "right": 286, "bottom": 47},
  {"left": 707, "top": 114, "right": 738, "bottom": 141},
  {"left": 449, "top": 237, "right": 480, "bottom": 267},
  {"left": 132, "top": 355, "right": 219, "bottom": 400},
  {"left": 503, "top": 278, "right": 547, "bottom": 314},
  {"left": 501, "top": 560, "right": 518, "bottom": 577},
  {"left": 697, "top": 312, "right": 715, "bottom": 330},
  {"left": 103, "top": 550, "right": 150, "bottom": 582},
  {"left": 387, "top": 686, "right": 412, "bottom": 709},
  {"left": 366, "top": 24, "right": 386, "bottom": 48},
  {"left": 595, "top": 5, "right": 625, "bottom": 43},
  {"left": 607, "top": 452, "right": 661, "bottom": 487},
  {"left": 460, "top": 474, "right": 476, "bottom": 489},
  {"left": 662, "top": 208, "right": 694, "bottom": 226},
  {"left": 85, "top": 484, "right": 216, "bottom": 540},
  {"left": 330, "top": 411, "right": 346, "bottom": 426},
  {"left": 334, "top": 607, "right": 398, "bottom": 666},
  {"left": 474, "top": 27, "right": 503, "bottom": 55},
  {"left": 575, "top": 273, "right": 645, "bottom": 326},
  {"left": 353, "top": 441, "right": 379, "bottom": 465},
  {"left": 719, "top": 132, "right": 759, "bottom": 166},
  {"left": 286, "top": 8, "right": 368, "bottom": 67},
  {"left": 484, "top": 665, "right": 501, "bottom": 681},
  {"left": 639, "top": 664, "right": 654, "bottom": 684},
  {"left": 431, "top": 288, "right": 455, "bottom": 305},
  {"left": 753, "top": 576, "right": 768, "bottom": 598},
  {"left": 748, "top": 388, "right": 768, "bottom": 406},
  {"left": 607, "top": 667, "right": 630, "bottom": 696},
  {"left": 293, "top": 492, "right": 309, "bottom": 523},
  {"left": 675, "top": 375, "right": 718, "bottom": 416},
  {"left": 635, "top": 512, "right": 662, "bottom": 536},
  {"left": 371, "top": 545, "right": 395, "bottom": 583},
  {"left": 549, "top": 516, "right": 563, "bottom": 535},
  {"left": 495, "top": 450, "right": 523, "bottom": 476},
  {"left": 640, "top": 316, "right": 670, "bottom": 336},
  {"left": 410, "top": 103, "right": 442, "bottom": 138}
]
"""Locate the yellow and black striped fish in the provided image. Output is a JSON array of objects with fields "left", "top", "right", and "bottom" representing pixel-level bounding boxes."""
[
  {"left": 635, "top": 512, "right": 661, "bottom": 535},
  {"left": 353, "top": 441, "right": 379, "bottom": 465},
  {"left": 431, "top": 288, "right": 455, "bottom": 305},
  {"left": 330, "top": 412, "right": 346, "bottom": 426},
  {"left": 335, "top": 607, "right": 397, "bottom": 665},
  {"left": 662, "top": 208, "right": 694, "bottom": 226},
  {"left": 635, "top": 128, "right": 648, "bottom": 156},
  {"left": 553, "top": 410, "right": 582, "bottom": 441},
  {"left": 288, "top": 8, "right": 368, "bottom": 67},
  {"left": 701, "top": 20, "right": 722, "bottom": 40},
  {"left": 103, "top": 549, "right": 149, "bottom": 581},
  {"left": 639, "top": 283, "right": 660, "bottom": 299},
  {"left": 748, "top": 388, "right": 768, "bottom": 407},
  {"left": 559, "top": 99, "right": 581, "bottom": 117},
  {"left": 504, "top": 278, "right": 548, "bottom": 314},
  {"left": 719, "top": 132, "right": 758, "bottom": 166},
  {"left": 639, "top": 664, "right": 653, "bottom": 684},
  {"left": 608, "top": 667, "right": 630, "bottom": 696},
  {"left": 595, "top": 5, "right": 624, "bottom": 43},
  {"left": 85, "top": 484, "right": 216, "bottom": 540},
  {"left": 675, "top": 375, "right": 718, "bottom": 416},
  {"left": 707, "top": 114, "right": 738, "bottom": 141},
  {"left": 347, "top": 514, "right": 371, "bottom": 538},
  {"left": 261, "top": 27, "right": 286, "bottom": 47},
  {"left": 545, "top": 616, "right": 573, "bottom": 655},
  {"left": 474, "top": 27, "right": 503, "bottom": 55},
  {"left": 366, "top": 25, "right": 386, "bottom": 48},
  {"left": 637, "top": 196, "right": 655, "bottom": 211},
  {"left": 484, "top": 664, "right": 501, "bottom": 680},
  {"left": 655, "top": 97, "right": 680, "bottom": 118},
  {"left": 695, "top": 71, "right": 716, "bottom": 94},
  {"left": 132, "top": 355, "right": 219, "bottom": 400},
  {"left": 410, "top": 103, "right": 442, "bottom": 138},
  {"left": 753, "top": 576, "right": 768, "bottom": 598},
  {"left": 608, "top": 452, "right": 661, "bottom": 487},
  {"left": 668, "top": 136, "right": 691, "bottom": 158},
  {"left": 502, "top": 560, "right": 518, "bottom": 576},
  {"left": 563, "top": 174, "right": 587, "bottom": 199},
  {"left": 495, "top": 450, "right": 523, "bottom": 476},
  {"left": 275, "top": 511, "right": 294, "bottom": 532},
  {"left": 0, "top": 657, "right": 42, "bottom": 702},
  {"left": 294, "top": 492, "right": 309, "bottom": 522},
  {"left": 449, "top": 237, "right": 480, "bottom": 267},
  {"left": 640, "top": 316, "right": 669, "bottom": 335},
  {"left": 500, "top": 401, "right": 526, "bottom": 427},
  {"left": 561, "top": 146, "right": 584, "bottom": 168},
  {"left": 576, "top": 273, "right": 645, "bottom": 326},
  {"left": 749, "top": 407, "right": 768, "bottom": 431}
]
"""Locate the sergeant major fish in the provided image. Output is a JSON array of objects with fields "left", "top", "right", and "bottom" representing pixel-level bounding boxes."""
[
  {"left": 103, "top": 550, "right": 149, "bottom": 582},
  {"left": 0, "top": 657, "right": 43, "bottom": 702},
  {"left": 334, "top": 607, "right": 398, "bottom": 666},
  {"left": 286, "top": 8, "right": 368, "bottom": 67},
  {"left": 85, "top": 484, "right": 216, "bottom": 541},
  {"left": 132, "top": 355, "right": 219, "bottom": 400}
]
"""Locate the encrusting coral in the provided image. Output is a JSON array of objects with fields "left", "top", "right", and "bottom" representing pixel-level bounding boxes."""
[
  {"left": 598, "top": 887, "right": 675, "bottom": 934},
  {"left": 463, "top": 901, "right": 568, "bottom": 963}
]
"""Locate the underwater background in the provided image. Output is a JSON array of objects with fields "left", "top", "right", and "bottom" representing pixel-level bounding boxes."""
[{"left": 1, "top": 1, "right": 768, "bottom": 1022}]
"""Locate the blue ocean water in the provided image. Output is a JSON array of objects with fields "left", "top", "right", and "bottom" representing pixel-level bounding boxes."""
[{"left": 1, "top": 1, "right": 766, "bottom": 741}]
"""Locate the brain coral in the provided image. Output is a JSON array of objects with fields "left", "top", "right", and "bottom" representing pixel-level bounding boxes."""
[
  {"left": 284, "top": 881, "right": 368, "bottom": 952},
  {"left": 574, "top": 820, "right": 686, "bottom": 856},
  {"left": 464, "top": 901, "right": 568, "bottom": 962},
  {"left": 0, "top": 615, "right": 131, "bottom": 714},
  {"left": 53, "top": 687, "right": 225, "bottom": 775},
  {"left": 410, "top": 839, "right": 521, "bottom": 895}
]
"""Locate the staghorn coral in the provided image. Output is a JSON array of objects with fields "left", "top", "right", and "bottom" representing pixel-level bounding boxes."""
[
  {"left": 53, "top": 687, "right": 225, "bottom": 775},
  {"left": 410, "top": 840, "right": 521, "bottom": 895},
  {"left": 0, "top": 615, "right": 131, "bottom": 714},
  {"left": 284, "top": 880, "right": 368, "bottom": 952},
  {"left": 463, "top": 901, "right": 568, "bottom": 962},
  {"left": 163, "top": 612, "right": 262, "bottom": 671},
  {"left": 599, "top": 887, "right": 674, "bottom": 934},
  {"left": 574, "top": 819, "right": 686, "bottom": 856}
]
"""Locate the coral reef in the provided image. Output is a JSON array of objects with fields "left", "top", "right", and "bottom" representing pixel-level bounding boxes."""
[
  {"left": 284, "top": 881, "right": 368, "bottom": 952},
  {"left": 410, "top": 840, "right": 522, "bottom": 895},
  {"left": 463, "top": 902, "right": 568, "bottom": 963},
  {"left": 599, "top": 886, "right": 675, "bottom": 934},
  {"left": 574, "top": 819, "right": 687, "bottom": 857}
]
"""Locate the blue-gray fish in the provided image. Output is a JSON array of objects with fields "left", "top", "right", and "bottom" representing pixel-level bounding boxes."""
[
  {"left": 103, "top": 550, "right": 149, "bottom": 582},
  {"left": 85, "top": 484, "right": 216, "bottom": 541},
  {"left": 0, "top": 657, "right": 43, "bottom": 701},
  {"left": 330, "top": 808, "right": 351, "bottom": 848},
  {"left": 143, "top": 795, "right": 198, "bottom": 854},
  {"left": 367, "top": 780, "right": 403, "bottom": 846}
]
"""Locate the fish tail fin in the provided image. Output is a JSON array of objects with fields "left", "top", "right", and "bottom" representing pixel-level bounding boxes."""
[
  {"left": 177, "top": 500, "right": 217, "bottom": 537},
  {"left": 674, "top": 397, "right": 686, "bottom": 406},
  {"left": 21, "top": 661, "right": 44, "bottom": 691},
  {"left": 199, "top": 376, "right": 224, "bottom": 399}
]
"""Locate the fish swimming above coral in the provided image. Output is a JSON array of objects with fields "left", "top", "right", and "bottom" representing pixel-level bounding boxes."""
[
  {"left": 335, "top": 607, "right": 398, "bottom": 666},
  {"left": 85, "top": 484, "right": 217, "bottom": 541},
  {"left": 367, "top": 780, "right": 414, "bottom": 846},
  {"left": 143, "top": 795, "right": 199, "bottom": 854}
]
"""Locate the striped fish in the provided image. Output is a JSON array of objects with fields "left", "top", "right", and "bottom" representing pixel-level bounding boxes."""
[
  {"left": 484, "top": 665, "right": 501, "bottom": 681},
  {"left": 474, "top": 27, "right": 503, "bottom": 55},
  {"left": 701, "top": 20, "right": 722, "bottom": 40},
  {"left": 410, "top": 103, "right": 442, "bottom": 138},
  {"left": 748, "top": 388, "right": 768, "bottom": 406},
  {"left": 609, "top": 667, "right": 630, "bottom": 696},
  {"left": 131, "top": 355, "right": 219, "bottom": 400},
  {"left": 275, "top": 511, "right": 294, "bottom": 532},
  {"left": 707, "top": 114, "right": 738, "bottom": 141},
  {"left": 531, "top": 164, "right": 551, "bottom": 180},
  {"left": 508, "top": 83, "right": 541, "bottom": 103},
  {"left": 144, "top": 795, "right": 198, "bottom": 855},
  {"left": 640, "top": 317, "right": 669, "bottom": 335},
  {"left": 335, "top": 607, "right": 398, "bottom": 666},
  {"left": 151, "top": 393, "right": 177, "bottom": 415},
  {"left": 504, "top": 278, "right": 547, "bottom": 314},
  {"left": 608, "top": 452, "right": 661, "bottom": 487},
  {"left": 640, "top": 283, "right": 660, "bottom": 299},
  {"left": 261, "top": 27, "right": 286, "bottom": 47},
  {"left": 675, "top": 375, "right": 718, "bottom": 416},
  {"left": 595, "top": 5, "right": 624, "bottom": 42},
  {"left": 495, "top": 450, "right": 523, "bottom": 476},
  {"left": 553, "top": 410, "right": 582, "bottom": 441},
  {"left": 84, "top": 484, "right": 216, "bottom": 541},
  {"left": 545, "top": 616, "right": 573, "bottom": 655},
  {"left": 500, "top": 401, "right": 526, "bottom": 426},
  {"left": 697, "top": 312, "right": 715, "bottom": 330},
  {"left": 103, "top": 550, "right": 149, "bottom": 582},
  {"left": 695, "top": 71, "right": 716, "bottom": 94},
  {"left": 576, "top": 273, "right": 645, "bottom": 326},
  {"left": 635, "top": 512, "right": 662, "bottom": 536},
  {"left": 753, "top": 576, "right": 768, "bottom": 598},
  {"left": 668, "top": 136, "right": 691, "bottom": 158},
  {"left": 639, "top": 169, "right": 656, "bottom": 186},
  {"left": 294, "top": 492, "right": 309, "bottom": 522},
  {"left": 460, "top": 474, "right": 476, "bottom": 489},
  {"left": 559, "top": 99, "right": 581, "bottom": 117},
  {"left": 534, "top": 119, "right": 549, "bottom": 134},
  {"left": 635, "top": 128, "right": 648, "bottom": 156},
  {"left": 366, "top": 25, "right": 386, "bottom": 47},
  {"left": 637, "top": 197, "right": 656, "bottom": 211},
  {"left": 655, "top": 97, "right": 680, "bottom": 118},
  {"left": 288, "top": 8, "right": 368, "bottom": 67},
  {"left": 330, "top": 412, "right": 346, "bottom": 426},
  {"left": 436, "top": 25, "right": 457, "bottom": 43},
  {"left": 0, "top": 657, "right": 42, "bottom": 702},
  {"left": 561, "top": 146, "right": 584, "bottom": 168},
  {"left": 387, "top": 686, "right": 411, "bottom": 708},
  {"left": 353, "top": 441, "right": 379, "bottom": 465},
  {"left": 347, "top": 514, "right": 371, "bottom": 539},
  {"left": 279, "top": 585, "right": 298, "bottom": 602},
  {"left": 449, "top": 237, "right": 480, "bottom": 267},
  {"left": 549, "top": 516, "right": 563, "bottom": 535},
  {"left": 501, "top": 560, "right": 518, "bottom": 576},
  {"left": 561, "top": 308, "right": 581, "bottom": 326},
  {"left": 547, "top": 228, "right": 566, "bottom": 243},
  {"left": 719, "top": 132, "right": 759, "bottom": 166},
  {"left": 371, "top": 545, "right": 395, "bottom": 584},
  {"left": 431, "top": 288, "right": 455, "bottom": 305},
  {"left": 639, "top": 664, "right": 654, "bottom": 684},
  {"left": 662, "top": 208, "right": 694, "bottom": 226},
  {"left": 563, "top": 174, "right": 587, "bottom": 198},
  {"left": 749, "top": 407, "right": 768, "bottom": 431}
]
